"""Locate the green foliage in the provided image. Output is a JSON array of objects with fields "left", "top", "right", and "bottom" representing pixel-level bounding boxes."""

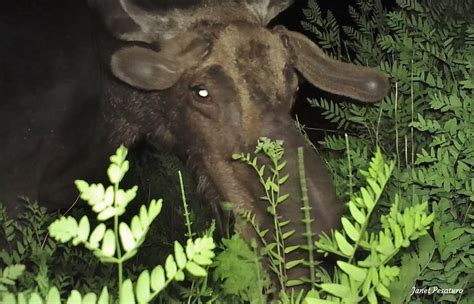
[
  {"left": 298, "top": 147, "right": 316, "bottom": 287},
  {"left": 212, "top": 234, "right": 270, "bottom": 303},
  {"left": 0, "top": 146, "right": 215, "bottom": 303},
  {"left": 0, "top": 265, "right": 25, "bottom": 292},
  {"left": 1, "top": 1, "right": 472, "bottom": 302},
  {"left": 233, "top": 137, "right": 302, "bottom": 290},
  {"left": 305, "top": 149, "right": 433, "bottom": 303},
  {"left": 0, "top": 202, "right": 67, "bottom": 295},
  {"left": 302, "top": 0, "right": 473, "bottom": 302}
]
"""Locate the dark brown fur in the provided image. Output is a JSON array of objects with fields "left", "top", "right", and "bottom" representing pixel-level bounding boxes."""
[{"left": 99, "top": 15, "right": 388, "bottom": 287}]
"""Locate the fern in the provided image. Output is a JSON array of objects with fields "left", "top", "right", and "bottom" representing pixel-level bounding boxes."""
[
  {"left": 305, "top": 149, "right": 434, "bottom": 303},
  {"left": 232, "top": 137, "right": 298, "bottom": 290},
  {"left": 302, "top": 0, "right": 473, "bottom": 302},
  {"left": 212, "top": 234, "right": 270, "bottom": 303},
  {"left": 0, "top": 146, "right": 216, "bottom": 303}
]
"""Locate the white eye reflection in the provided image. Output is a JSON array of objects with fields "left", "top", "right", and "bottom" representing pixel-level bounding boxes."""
[
  {"left": 197, "top": 88, "right": 209, "bottom": 98},
  {"left": 191, "top": 85, "right": 211, "bottom": 100}
]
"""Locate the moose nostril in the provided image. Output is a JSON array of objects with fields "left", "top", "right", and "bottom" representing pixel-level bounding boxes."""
[
  {"left": 281, "top": 34, "right": 290, "bottom": 48},
  {"left": 367, "top": 79, "right": 379, "bottom": 91},
  {"left": 365, "top": 75, "right": 390, "bottom": 100}
]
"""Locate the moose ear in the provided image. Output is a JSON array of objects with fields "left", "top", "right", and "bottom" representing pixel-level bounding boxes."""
[
  {"left": 286, "top": 30, "right": 389, "bottom": 102},
  {"left": 245, "top": 0, "right": 294, "bottom": 25},
  {"left": 111, "top": 46, "right": 182, "bottom": 90}
]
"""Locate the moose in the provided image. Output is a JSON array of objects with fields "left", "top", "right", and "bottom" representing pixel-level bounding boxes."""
[{"left": 0, "top": 0, "right": 389, "bottom": 286}]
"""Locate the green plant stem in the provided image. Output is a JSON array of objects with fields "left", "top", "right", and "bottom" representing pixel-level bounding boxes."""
[
  {"left": 271, "top": 158, "right": 287, "bottom": 288},
  {"left": 253, "top": 246, "right": 266, "bottom": 304},
  {"left": 345, "top": 133, "right": 353, "bottom": 197},
  {"left": 410, "top": 58, "right": 415, "bottom": 166},
  {"left": 395, "top": 82, "right": 400, "bottom": 173},
  {"left": 348, "top": 163, "right": 394, "bottom": 264},
  {"left": 178, "top": 171, "right": 193, "bottom": 239},
  {"left": 297, "top": 147, "right": 315, "bottom": 286},
  {"left": 249, "top": 160, "right": 285, "bottom": 289},
  {"left": 114, "top": 182, "right": 123, "bottom": 296},
  {"left": 376, "top": 96, "right": 384, "bottom": 147}
]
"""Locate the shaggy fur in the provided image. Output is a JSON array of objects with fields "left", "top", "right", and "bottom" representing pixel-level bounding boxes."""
[{"left": 91, "top": 0, "right": 388, "bottom": 286}]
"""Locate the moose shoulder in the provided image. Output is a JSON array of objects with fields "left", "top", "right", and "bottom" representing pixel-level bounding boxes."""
[{"left": 1, "top": 0, "right": 389, "bottom": 286}]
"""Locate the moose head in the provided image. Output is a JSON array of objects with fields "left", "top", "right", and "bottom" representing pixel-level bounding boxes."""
[{"left": 91, "top": 0, "right": 389, "bottom": 284}]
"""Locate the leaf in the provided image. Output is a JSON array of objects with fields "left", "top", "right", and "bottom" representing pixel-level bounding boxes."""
[
  {"left": 48, "top": 216, "right": 78, "bottom": 243},
  {"left": 427, "top": 262, "right": 443, "bottom": 270},
  {"left": 285, "top": 259, "right": 305, "bottom": 270},
  {"left": 285, "top": 245, "right": 300, "bottom": 254},
  {"left": 186, "top": 239, "right": 195, "bottom": 260},
  {"left": 277, "top": 160, "right": 287, "bottom": 171},
  {"left": 136, "top": 271, "right": 150, "bottom": 303},
  {"left": 320, "top": 283, "right": 351, "bottom": 298},
  {"left": 376, "top": 283, "right": 391, "bottom": 298},
  {"left": 390, "top": 220, "right": 403, "bottom": 248},
  {"left": 66, "top": 290, "right": 81, "bottom": 304},
  {"left": 150, "top": 266, "right": 165, "bottom": 292},
  {"left": 192, "top": 254, "right": 212, "bottom": 266},
  {"left": 120, "top": 279, "right": 135, "bottom": 304},
  {"left": 101, "top": 229, "right": 116, "bottom": 257},
  {"left": 103, "top": 186, "right": 114, "bottom": 208},
  {"left": 417, "top": 234, "right": 435, "bottom": 268},
  {"left": 286, "top": 279, "right": 305, "bottom": 287},
  {"left": 335, "top": 231, "right": 354, "bottom": 256},
  {"left": 337, "top": 261, "right": 368, "bottom": 281},
  {"left": 46, "top": 287, "right": 61, "bottom": 304},
  {"left": 185, "top": 261, "right": 207, "bottom": 277},
  {"left": 282, "top": 229, "right": 296, "bottom": 240},
  {"left": 115, "top": 187, "right": 137, "bottom": 208},
  {"left": 367, "top": 288, "right": 377, "bottom": 304},
  {"left": 279, "top": 174, "right": 289, "bottom": 185},
  {"left": 341, "top": 217, "right": 360, "bottom": 241},
  {"left": 97, "top": 207, "right": 117, "bottom": 221},
  {"left": 174, "top": 241, "right": 187, "bottom": 269},
  {"left": 139, "top": 205, "right": 149, "bottom": 228},
  {"left": 361, "top": 188, "right": 374, "bottom": 209},
  {"left": 2, "top": 265, "right": 25, "bottom": 281},
  {"left": 77, "top": 216, "right": 90, "bottom": 243},
  {"left": 165, "top": 255, "right": 177, "bottom": 279},
  {"left": 1, "top": 293, "right": 16, "bottom": 303},
  {"left": 348, "top": 202, "right": 365, "bottom": 224},
  {"left": 75, "top": 180, "right": 89, "bottom": 195},
  {"left": 108, "top": 164, "right": 123, "bottom": 184},
  {"left": 131, "top": 216, "right": 144, "bottom": 239},
  {"left": 148, "top": 199, "right": 163, "bottom": 221},
  {"left": 119, "top": 223, "right": 136, "bottom": 252},
  {"left": 97, "top": 287, "right": 109, "bottom": 304},
  {"left": 231, "top": 153, "right": 242, "bottom": 160},
  {"left": 89, "top": 224, "right": 106, "bottom": 249},
  {"left": 277, "top": 193, "right": 290, "bottom": 203},
  {"left": 304, "top": 298, "right": 337, "bottom": 304},
  {"left": 175, "top": 270, "right": 185, "bottom": 281},
  {"left": 83, "top": 293, "right": 97, "bottom": 304}
]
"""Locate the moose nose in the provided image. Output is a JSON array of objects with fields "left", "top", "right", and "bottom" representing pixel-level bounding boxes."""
[
  {"left": 258, "top": 114, "right": 342, "bottom": 226},
  {"left": 276, "top": 133, "right": 342, "bottom": 235}
]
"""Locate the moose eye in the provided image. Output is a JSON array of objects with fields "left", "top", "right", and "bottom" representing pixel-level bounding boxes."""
[{"left": 191, "top": 85, "right": 211, "bottom": 101}]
